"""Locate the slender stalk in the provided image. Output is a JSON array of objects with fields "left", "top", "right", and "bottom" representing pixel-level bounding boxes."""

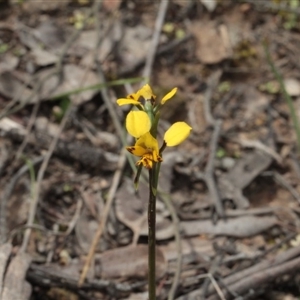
[
  {"left": 148, "top": 167, "right": 157, "bottom": 300},
  {"left": 264, "top": 41, "right": 300, "bottom": 153}
]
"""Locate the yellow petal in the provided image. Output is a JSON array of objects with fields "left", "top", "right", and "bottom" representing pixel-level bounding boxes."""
[
  {"left": 164, "top": 122, "right": 192, "bottom": 147},
  {"left": 136, "top": 132, "right": 159, "bottom": 153},
  {"left": 161, "top": 87, "right": 177, "bottom": 104},
  {"left": 126, "top": 145, "right": 148, "bottom": 157},
  {"left": 139, "top": 84, "right": 156, "bottom": 100},
  {"left": 117, "top": 98, "right": 140, "bottom": 106},
  {"left": 126, "top": 111, "right": 151, "bottom": 138}
]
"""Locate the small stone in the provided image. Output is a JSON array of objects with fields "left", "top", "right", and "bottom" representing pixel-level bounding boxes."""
[{"left": 221, "top": 157, "right": 236, "bottom": 170}]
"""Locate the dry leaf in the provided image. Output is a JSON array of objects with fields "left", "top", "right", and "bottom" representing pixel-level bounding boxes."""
[
  {"left": 0, "top": 71, "right": 35, "bottom": 103},
  {"left": 119, "top": 25, "right": 153, "bottom": 67},
  {"left": 31, "top": 48, "right": 57, "bottom": 66},
  {"left": 160, "top": 237, "right": 217, "bottom": 261},
  {"left": 115, "top": 179, "right": 174, "bottom": 240},
  {"left": 34, "top": 20, "right": 66, "bottom": 51},
  {"left": 181, "top": 215, "right": 277, "bottom": 238},
  {"left": 0, "top": 53, "right": 19, "bottom": 73},
  {"left": 190, "top": 21, "right": 231, "bottom": 64},
  {"left": 99, "top": 244, "right": 167, "bottom": 279}
]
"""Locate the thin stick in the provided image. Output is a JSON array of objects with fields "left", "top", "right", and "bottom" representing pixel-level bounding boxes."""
[
  {"left": 19, "top": 106, "right": 73, "bottom": 253},
  {"left": 197, "top": 273, "right": 226, "bottom": 300},
  {"left": 204, "top": 119, "right": 224, "bottom": 217},
  {"left": 159, "top": 192, "right": 182, "bottom": 300},
  {"left": 142, "top": 0, "right": 169, "bottom": 81},
  {"left": 0, "top": 156, "right": 44, "bottom": 244},
  {"left": 203, "top": 70, "right": 222, "bottom": 126},
  {"left": 208, "top": 255, "right": 300, "bottom": 300},
  {"left": 264, "top": 42, "right": 300, "bottom": 153},
  {"left": 78, "top": 147, "right": 127, "bottom": 286}
]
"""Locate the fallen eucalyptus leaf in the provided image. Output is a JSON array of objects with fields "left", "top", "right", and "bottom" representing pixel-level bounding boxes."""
[
  {"left": 98, "top": 244, "right": 167, "bottom": 279},
  {"left": 181, "top": 215, "right": 277, "bottom": 238}
]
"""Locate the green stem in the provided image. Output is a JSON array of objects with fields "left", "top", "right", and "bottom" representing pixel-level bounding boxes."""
[
  {"left": 264, "top": 41, "right": 300, "bottom": 154},
  {"left": 148, "top": 167, "right": 156, "bottom": 300}
]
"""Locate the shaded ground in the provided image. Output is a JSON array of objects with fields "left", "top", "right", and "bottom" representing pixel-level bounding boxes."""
[{"left": 1, "top": 0, "right": 300, "bottom": 299}]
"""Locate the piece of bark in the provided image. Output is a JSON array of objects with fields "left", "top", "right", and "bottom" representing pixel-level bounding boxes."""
[{"left": 27, "top": 263, "right": 142, "bottom": 296}]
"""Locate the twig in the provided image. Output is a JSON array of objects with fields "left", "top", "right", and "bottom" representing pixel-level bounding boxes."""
[
  {"left": 176, "top": 273, "right": 226, "bottom": 300},
  {"left": 203, "top": 70, "right": 222, "bottom": 126},
  {"left": 290, "top": 152, "right": 300, "bottom": 178},
  {"left": 195, "top": 70, "right": 224, "bottom": 216},
  {"left": 238, "top": 138, "right": 282, "bottom": 165},
  {"left": 142, "top": 0, "right": 169, "bottom": 81},
  {"left": 19, "top": 105, "right": 74, "bottom": 253},
  {"left": 159, "top": 193, "right": 182, "bottom": 300},
  {"left": 78, "top": 147, "right": 128, "bottom": 286},
  {"left": 0, "top": 156, "right": 44, "bottom": 244},
  {"left": 195, "top": 120, "right": 224, "bottom": 217},
  {"left": 16, "top": 93, "right": 41, "bottom": 159},
  {"left": 27, "top": 263, "right": 144, "bottom": 295},
  {"left": 200, "top": 273, "right": 226, "bottom": 300},
  {"left": 46, "top": 224, "right": 59, "bottom": 264},
  {"left": 207, "top": 237, "right": 300, "bottom": 298},
  {"left": 8, "top": 224, "right": 68, "bottom": 241},
  {"left": 208, "top": 255, "right": 300, "bottom": 300},
  {"left": 64, "top": 198, "right": 83, "bottom": 236},
  {"left": 201, "top": 253, "right": 224, "bottom": 298}
]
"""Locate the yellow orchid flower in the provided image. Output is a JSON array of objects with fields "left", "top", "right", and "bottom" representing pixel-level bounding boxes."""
[
  {"left": 127, "top": 132, "right": 162, "bottom": 169},
  {"left": 118, "top": 84, "right": 192, "bottom": 169},
  {"left": 126, "top": 121, "right": 192, "bottom": 169}
]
